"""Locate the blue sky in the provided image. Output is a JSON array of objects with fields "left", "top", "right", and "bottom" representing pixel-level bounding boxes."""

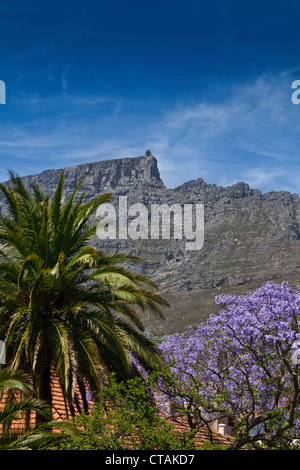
[{"left": 1, "top": 0, "right": 300, "bottom": 194}]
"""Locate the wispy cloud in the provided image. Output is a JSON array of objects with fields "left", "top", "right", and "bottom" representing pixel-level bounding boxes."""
[
  {"left": 1, "top": 71, "right": 300, "bottom": 194},
  {"left": 150, "top": 73, "right": 300, "bottom": 191}
]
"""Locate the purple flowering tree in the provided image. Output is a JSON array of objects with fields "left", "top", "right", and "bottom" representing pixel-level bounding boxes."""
[{"left": 157, "top": 281, "right": 300, "bottom": 449}]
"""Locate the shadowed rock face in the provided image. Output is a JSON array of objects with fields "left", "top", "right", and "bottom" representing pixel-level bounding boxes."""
[{"left": 1, "top": 153, "right": 300, "bottom": 334}]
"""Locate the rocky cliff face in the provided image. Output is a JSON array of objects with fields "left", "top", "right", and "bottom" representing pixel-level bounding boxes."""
[
  {"left": 2, "top": 152, "right": 300, "bottom": 334},
  {"left": 11, "top": 153, "right": 164, "bottom": 199}
]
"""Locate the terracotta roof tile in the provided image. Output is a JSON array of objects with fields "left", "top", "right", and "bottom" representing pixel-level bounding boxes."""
[{"left": 169, "top": 416, "right": 233, "bottom": 447}]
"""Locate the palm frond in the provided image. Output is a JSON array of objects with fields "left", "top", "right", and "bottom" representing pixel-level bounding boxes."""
[{"left": 0, "top": 169, "right": 168, "bottom": 415}]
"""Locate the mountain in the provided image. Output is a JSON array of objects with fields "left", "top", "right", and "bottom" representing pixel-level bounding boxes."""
[{"left": 2, "top": 151, "right": 300, "bottom": 334}]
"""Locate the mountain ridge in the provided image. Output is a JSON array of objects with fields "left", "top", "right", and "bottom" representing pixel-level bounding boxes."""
[{"left": 1, "top": 152, "right": 300, "bottom": 334}]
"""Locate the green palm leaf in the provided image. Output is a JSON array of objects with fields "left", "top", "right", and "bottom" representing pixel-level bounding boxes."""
[{"left": 0, "top": 170, "right": 168, "bottom": 418}]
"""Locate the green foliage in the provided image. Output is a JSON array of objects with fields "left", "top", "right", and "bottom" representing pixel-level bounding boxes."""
[
  {"left": 58, "top": 375, "right": 197, "bottom": 450},
  {"left": 0, "top": 171, "right": 168, "bottom": 414},
  {"left": 196, "top": 442, "right": 229, "bottom": 450}
]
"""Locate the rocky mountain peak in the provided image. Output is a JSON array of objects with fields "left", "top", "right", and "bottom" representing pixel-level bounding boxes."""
[
  {"left": 1, "top": 153, "right": 165, "bottom": 202},
  {"left": 1, "top": 153, "right": 300, "bottom": 334}
]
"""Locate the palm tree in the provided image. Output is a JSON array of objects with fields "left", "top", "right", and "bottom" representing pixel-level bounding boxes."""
[
  {"left": 0, "top": 368, "right": 76, "bottom": 449},
  {"left": 0, "top": 171, "right": 168, "bottom": 418}
]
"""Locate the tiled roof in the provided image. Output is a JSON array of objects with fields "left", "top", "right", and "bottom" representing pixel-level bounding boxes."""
[
  {"left": 51, "top": 372, "right": 72, "bottom": 420},
  {"left": 170, "top": 416, "right": 234, "bottom": 448}
]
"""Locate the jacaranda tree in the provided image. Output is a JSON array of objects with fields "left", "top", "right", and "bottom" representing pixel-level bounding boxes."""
[
  {"left": 157, "top": 281, "right": 300, "bottom": 449},
  {"left": 0, "top": 171, "right": 168, "bottom": 420}
]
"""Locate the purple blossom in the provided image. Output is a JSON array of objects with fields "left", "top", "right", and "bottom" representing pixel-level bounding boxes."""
[{"left": 155, "top": 281, "right": 300, "bottom": 448}]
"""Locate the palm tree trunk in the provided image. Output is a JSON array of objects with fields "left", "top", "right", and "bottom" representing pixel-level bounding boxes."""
[
  {"left": 36, "top": 361, "right": 52, "bottom": 424},
  {"left": 78, "top": 377, "right": 89, "bottom": 414}
]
